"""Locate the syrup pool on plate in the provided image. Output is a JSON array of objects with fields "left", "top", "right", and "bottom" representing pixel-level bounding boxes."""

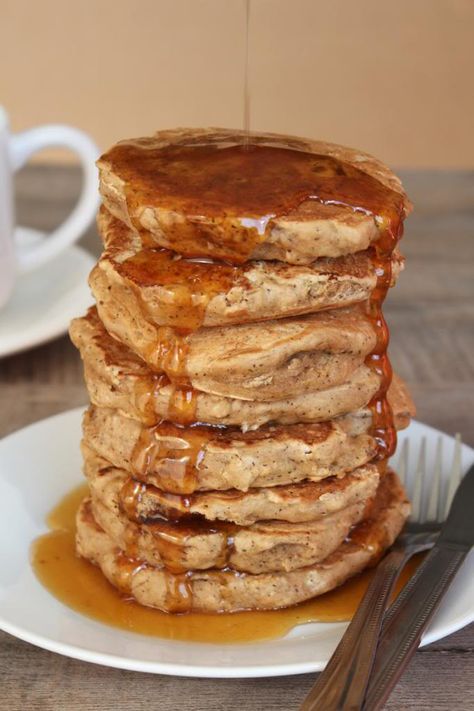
[{"left": 31, "top": 484, "right": 421, "bottom": 645}]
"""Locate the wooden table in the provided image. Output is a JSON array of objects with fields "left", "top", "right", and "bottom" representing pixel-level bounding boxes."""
[{"left": 1, "top": 166, "right": 473, "bottom": 710}]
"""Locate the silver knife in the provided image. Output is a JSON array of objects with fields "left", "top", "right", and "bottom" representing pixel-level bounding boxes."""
[{"left": 362, "top": 461, "right": 474, "bottom": 710}]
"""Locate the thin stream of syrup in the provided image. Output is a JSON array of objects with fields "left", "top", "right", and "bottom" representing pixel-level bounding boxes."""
[{"left": 243, "top": 0, "right": 251, "bottom": 148}]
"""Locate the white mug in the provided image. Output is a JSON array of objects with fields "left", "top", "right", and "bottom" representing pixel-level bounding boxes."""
[{"left": 0, "top": 106, "right": 99, "bottom": 309}]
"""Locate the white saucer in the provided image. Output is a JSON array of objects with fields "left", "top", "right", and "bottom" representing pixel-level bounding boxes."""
[
  {"left": 0, "top": 227, "right": 95, "bottom": 358},
  {"left": 0, "top": 408, "right": 473, "bottom": 678}
]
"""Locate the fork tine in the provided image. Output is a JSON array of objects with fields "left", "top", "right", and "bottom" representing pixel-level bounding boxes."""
[
  {"left": 426, "top": 436, "right": 442, "bottom": 522},
  {"left": 410, "top": 437, "right": 426, "bottom": 522},
  {"left": 443, "top": 433, "right": 462, "bottom": 519},
  {"left": 397, "top": 439, "right": 409, "bottom": 488}
]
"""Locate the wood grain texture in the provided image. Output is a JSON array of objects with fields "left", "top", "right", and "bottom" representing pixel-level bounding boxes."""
[{"left": 1, "top": 165, "right": 473, "bottom": 708}]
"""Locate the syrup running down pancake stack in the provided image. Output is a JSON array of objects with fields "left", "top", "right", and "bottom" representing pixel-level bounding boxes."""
[{"left": 70, "top": 128, "right": 415, "bottom": 613}]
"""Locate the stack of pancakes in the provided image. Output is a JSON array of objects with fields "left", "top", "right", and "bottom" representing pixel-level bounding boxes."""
[{"left": 70, "top": 128, "right": 414, "bottom": 613}]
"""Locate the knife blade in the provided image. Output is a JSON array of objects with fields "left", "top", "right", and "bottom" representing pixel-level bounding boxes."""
[{"left": 362, "top": 461, "right": 474, "bottom": 711}]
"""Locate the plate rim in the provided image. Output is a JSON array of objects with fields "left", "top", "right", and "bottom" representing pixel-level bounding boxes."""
[
  {"left": 0, "top": 229, "right": 95, "bottom": 358},
  {"left": 0, "top": 407, "right": 473, "bottom": 678}
]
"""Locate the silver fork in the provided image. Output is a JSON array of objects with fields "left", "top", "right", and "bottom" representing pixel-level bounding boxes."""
[{"left": 300, "top": 434, "right": 463, "bottom": 711}]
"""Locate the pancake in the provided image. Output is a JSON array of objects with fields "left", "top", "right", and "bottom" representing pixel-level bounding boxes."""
[
  {"left": 89, "top": 494, "right": 368, "bottom": 575},
  {"left": 76, "top": 470, "right": 410, "bottom": 612},
  {"left": 92, "top": 208, "right": 404, "bottom": 329},
  {"left": 97, "top": 128, "right": 412, "bottom": 265},
  {"left": 82, "top": 401, "right": 416, "bottom": 493},
  {"left": 87, "top": 301, "right": 377, "bottom": 401},
  {"left": 70, "top": 310, "right": 382, "bottom": 429},
  {"left": 83, "top": 444, "right": 381, "bottom": 524},
  {"left": 82, "top": 406, "right": 379, "bottom": 493},
  {"left": 350, "top": 373, "right": 414, "bottom": 434},
  {"left": 86, "top": 464, "right": 372, "bottom": 574}
]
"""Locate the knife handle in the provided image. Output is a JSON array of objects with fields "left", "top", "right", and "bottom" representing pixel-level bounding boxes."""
[
  {"left": 363, "top": 544, "right": 467, "bottom": 711},
  {"left": 299, "top": 547, "right": 410, "bottom": 711}
]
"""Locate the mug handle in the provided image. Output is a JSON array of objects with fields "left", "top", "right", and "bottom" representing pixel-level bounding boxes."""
[{"left": 9, "top": 124, "right": 100, "bottom": 273}]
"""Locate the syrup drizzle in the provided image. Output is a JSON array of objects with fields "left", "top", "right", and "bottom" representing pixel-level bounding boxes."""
[
  {"left": 118, "top": 498, "right": 237, "bottom": 576},
  {"left": 86, "top": 307, "right": 197, "bottom": 427},
  {"left": 116, "top": 547, "right": 193, "bottom": 613},
  {"left": 114, "top": 551, "right": 146, "bottom": 593},
  {"left": 128, "top": 420, "right": 220, "bottom": 493},
  {"left": 87, "top": 498, "right": 197, "bottom": 611},
  {"left": 103, "top": 138, "right": 408, "bottom": 264},
  {"left": 127, "top": 354, "right": 198, "bottom": 426},
  {"left": 364, "top": 218, "right": 404, "bottom": 459},
  {"left": 117, "top": 245, "right": 240, "bottom": 330}
]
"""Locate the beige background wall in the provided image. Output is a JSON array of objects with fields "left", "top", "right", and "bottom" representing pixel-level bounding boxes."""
[{"left": 2, "top": 0, "right": 474, "bottom": 167}]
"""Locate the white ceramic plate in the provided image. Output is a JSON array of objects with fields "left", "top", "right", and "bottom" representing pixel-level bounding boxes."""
[
  {"left": 0, "top": 227, "right": 95, "bottom": 358},
  {"left": 0, "top": 408, "right": 473, "bottom": 678}
]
